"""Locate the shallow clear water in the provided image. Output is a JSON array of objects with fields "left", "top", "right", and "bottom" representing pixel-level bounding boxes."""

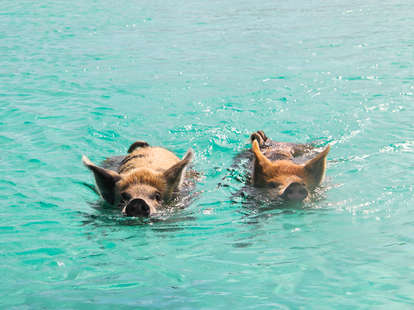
[{"left": 1, "top": 0, "right": 414, "bottom": 308}]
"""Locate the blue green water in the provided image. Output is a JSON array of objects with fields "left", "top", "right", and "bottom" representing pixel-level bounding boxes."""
[{"left": 1, "top": 0, "right": 414, "bottom": 308}]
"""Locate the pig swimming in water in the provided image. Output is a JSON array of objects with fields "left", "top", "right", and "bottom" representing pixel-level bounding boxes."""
[
  {"left": 249, "top": 130, "right": 330, "bottom": 202},
  {"left": 82, "top": 140, "right": 194, "bottom": 217}
]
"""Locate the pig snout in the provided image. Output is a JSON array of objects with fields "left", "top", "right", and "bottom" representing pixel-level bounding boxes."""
[
  {"left": 282, "top": 182, "right": 308, "bottom": 202},
  {"left": 123, "top": 198, "right": 151, "bottom": 217}
]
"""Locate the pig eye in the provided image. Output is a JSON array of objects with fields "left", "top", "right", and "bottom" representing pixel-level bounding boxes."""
[
  {"left": 268, "top": 182, "right": 279, "bottom": 188},
  {"left": 121, "top": 192, "right": 131, "bottom": 201},
  {"left": 153, "top": 192, "right": 162, "bottom": 202}
]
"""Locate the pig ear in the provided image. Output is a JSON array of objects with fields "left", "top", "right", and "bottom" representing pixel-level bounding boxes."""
[
  {"left": 303, "top": 145, "right": 330, "bottom": 188},
  {"left": 163, "top": 149, "right": 194, "bottom": 192},
  {"left": 82, "top": 155, "right": 122, "bottom": 204},
  {"left": 252, "top": 139, "right": 272, "bottom": 167},
  {"left": 251, "top": 139, "right": 273, "bottom": 185}
]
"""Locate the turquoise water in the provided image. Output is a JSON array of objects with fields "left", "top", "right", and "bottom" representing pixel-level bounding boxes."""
[{"left": 1, "top": 0, "right": 414, "bottom": 308}]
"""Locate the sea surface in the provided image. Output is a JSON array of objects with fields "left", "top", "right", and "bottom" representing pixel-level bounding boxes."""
[{"left": 1, "top": 0, "right": 413, "bottom": 309}]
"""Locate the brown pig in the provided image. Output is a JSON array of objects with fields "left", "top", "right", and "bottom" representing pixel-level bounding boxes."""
[
  {"left": 250, "top": 130, "right": 330, "bottom": 202},
  {"left": 82, "top": 140, "right": 194, "bottom": 217}
]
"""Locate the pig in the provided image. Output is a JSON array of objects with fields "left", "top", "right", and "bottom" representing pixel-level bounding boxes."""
[
  {"left": 82, "top": 140, "right": 194, "bottom": 217},
  {"left": 249, "top": 130, "right": 330, "bottom": 202}
]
